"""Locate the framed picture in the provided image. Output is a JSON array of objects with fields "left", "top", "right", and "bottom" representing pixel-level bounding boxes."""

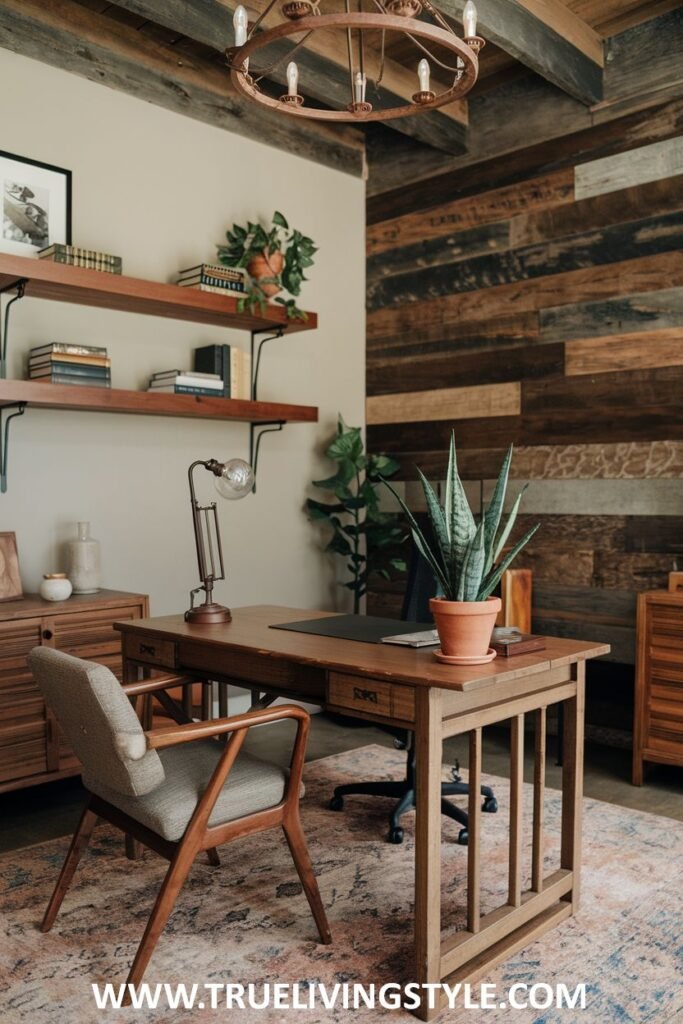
[
  {"left": 0, "top": 532, "right": 22, "bottom": 602},
  {"left": 0, "top": 150, "right": 72, "bottom": 257}
]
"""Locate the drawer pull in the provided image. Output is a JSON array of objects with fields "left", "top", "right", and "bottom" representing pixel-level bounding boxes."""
[
  {"left": 140, "top": 644, "right": 156, "bottom": 657},
  {"left": 353, "top": 686, "right": 379, "bottom": 704},
  {"left": 42, "top": 629, "right": 53, "bottom": 641}
]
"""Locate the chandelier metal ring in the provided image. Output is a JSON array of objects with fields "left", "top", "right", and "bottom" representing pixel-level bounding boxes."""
[{"left": 229, "top": 13, "right": 479, "bottom": 121}]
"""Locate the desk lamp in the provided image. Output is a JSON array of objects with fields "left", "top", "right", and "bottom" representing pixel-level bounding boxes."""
[{"left": 185, "top": 458, "right": 254, "bottom": 624}]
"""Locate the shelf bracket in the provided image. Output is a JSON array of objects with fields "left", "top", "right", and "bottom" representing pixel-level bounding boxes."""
[
  {"left": 249, "top": 421, "right": 284, "bottom": 494},
  {"left": 0, "top": 402, "right": 26, "bottom": 493},
  {"left": 0, "top": 279, "right": 27, "bottom": 380},
  {"left": 250, "top": 326, "right": 285, "bottom": 402}
]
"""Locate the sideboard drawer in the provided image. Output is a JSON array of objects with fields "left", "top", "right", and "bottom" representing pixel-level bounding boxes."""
[
  {"left": 327, "top": 672, "right": 415, "bottom": 723},
  {"left": 124, "top": 635, "right": 177, "bottom": 669}
]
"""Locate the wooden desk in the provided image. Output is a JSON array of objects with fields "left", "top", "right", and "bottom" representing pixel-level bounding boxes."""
[{"left": 116, "top": 605, "right": 608, "bottom": 1020}]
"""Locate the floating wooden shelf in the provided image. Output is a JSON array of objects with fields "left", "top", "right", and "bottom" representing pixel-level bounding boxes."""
[
  {"left": 0, "top": 253, "right": 317, "bottom": 332},
  {"left": 0, "top": 379, "right": 318, "bottom": 424}
]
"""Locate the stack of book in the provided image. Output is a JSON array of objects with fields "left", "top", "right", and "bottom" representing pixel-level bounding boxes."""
[
  {"left": 147, "top": 370, "right": 225, "bottom": 398},
  {"left": 38, "top": 244, "right": 122, "bottom": 274},
  {"left": 177, "top": 263, "right": 247, "bottom": 296},
  {"left": 28, "top": 343, "right": 111, "bottom": 388},
  {"left": 194, "top": 344, "right": 252, "bottom": 400}
]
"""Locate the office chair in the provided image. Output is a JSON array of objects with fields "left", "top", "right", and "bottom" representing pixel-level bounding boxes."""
[{"left": 329, "top": 539, "right": 497, "bottom": 845}]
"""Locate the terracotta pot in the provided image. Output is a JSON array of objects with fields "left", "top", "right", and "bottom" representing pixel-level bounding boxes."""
[
  {"left": 429, "top": 596, "right": 502, "bottom": 662},
  {"left": 247, "top": 249, "right": 284, "bottom": 298}
]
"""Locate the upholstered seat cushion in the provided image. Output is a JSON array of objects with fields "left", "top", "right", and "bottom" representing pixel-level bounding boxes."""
[{"left": 84, "top": 740, "right": 287, "bottom": 842}]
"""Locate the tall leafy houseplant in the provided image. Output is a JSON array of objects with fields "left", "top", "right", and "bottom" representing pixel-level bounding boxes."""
[
  {"left": 384, "top": 434, "right": 539, "bottom": 663},
  {"left": 307, "top": 417, "right": 407, "bottom": 613},
  {"left": 217, "top": 211, "right": 316, "bottom": 320}
]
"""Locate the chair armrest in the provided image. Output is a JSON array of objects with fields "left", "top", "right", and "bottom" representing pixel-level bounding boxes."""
[
  {"left": 144, "top": 703, "right": 308, "bottom": 751},
  {"left": 121, "top": 674, "right": 197, "bottom": 697}
]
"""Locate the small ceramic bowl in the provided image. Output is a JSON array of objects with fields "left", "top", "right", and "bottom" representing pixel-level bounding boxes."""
[{"left": 39, "top": 573, "right": 73, "bottom": 602}]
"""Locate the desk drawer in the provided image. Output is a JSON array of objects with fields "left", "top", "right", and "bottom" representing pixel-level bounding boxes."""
[
  {"left": 328, "top": 672, "right": 415, "bottom": 723},
  {"left": 124, "top": 635, "right": 177, "bottom": 669}
]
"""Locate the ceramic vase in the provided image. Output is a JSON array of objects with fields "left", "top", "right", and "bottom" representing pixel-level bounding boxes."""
[
  {"left": 66, "top": 522, "right": 101, "bottom": 594},
  {"left": 39, "top": 573, "right": 73, "bottom": 602}
]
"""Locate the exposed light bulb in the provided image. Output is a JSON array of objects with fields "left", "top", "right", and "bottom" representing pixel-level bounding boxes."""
[
  {"left": 287, "top": 61, "right": 299, "bottom": 97},
  {"left": 463, "top": 0, "right": 477, "bottom": 37},
  {"left": 214, "top": 459, "right": 254, "bottom": 500},
  {"left": 233, "top": 5, "right": 248, "bottom": 46},
  {"left": 354, "top": 71, "right": 367, "bottom": 104},
  {"left": 418, "top": 58, "right": 430, "bottom": 93}
]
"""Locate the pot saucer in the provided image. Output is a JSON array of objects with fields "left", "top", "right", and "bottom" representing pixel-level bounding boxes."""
[{"left": 433, "top": 647, "right": 497, "bottom": 665}]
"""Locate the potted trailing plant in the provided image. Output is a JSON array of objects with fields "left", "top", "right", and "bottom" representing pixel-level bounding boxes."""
[
  {"left": 217, "top": 210, "right": 316, "bottom": 320},
  {"left": 383, "top": 434, "right": 539, "bottom": 664},
  {"left": 307, "top": 416, "right": 407, "bottom": 614}
]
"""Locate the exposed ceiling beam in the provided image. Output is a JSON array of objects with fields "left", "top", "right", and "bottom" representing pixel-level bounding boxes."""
[
  {"left": 437, "top": 0, "right": 604, "bottom": 104},
  {"left": 0, "top": 0, "right": 365, "bottom": 176},
  {"left": 113, "top": 0, "right": 469, "bottom": 154}
]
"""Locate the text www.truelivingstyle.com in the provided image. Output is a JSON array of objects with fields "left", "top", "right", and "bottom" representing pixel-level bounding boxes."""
[{"left": 91, "top": 981, "right": 587, "bottom": 1012}]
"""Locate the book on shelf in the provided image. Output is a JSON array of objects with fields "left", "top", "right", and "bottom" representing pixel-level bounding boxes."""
[
  {"left": 193, "top": 344, "right": 252, "bottom": 400},
  {"left": 178, "top": 262, "right": 246, "bottom": 284},
  {"left": 30, "top": 354, "right": 111, "bottom": 369},
  {"left": 178, "top": 281, "right": 245, "bottom": 296},
  {"left": 32, "top": 374, "right": 111, "bottom": 388},
  {"left": 148, "top": 370, "right": 224, "bottom": 391},
  {"left": 30, "top": 342, "right": 108, "bottom": 358},
  {"left": 30, "top": 362, "right": 111, "bottom": 379},
  {"left": 146, "top": 383, "right": 225, "bottom": 397},
  {"left": 38, "top": 244, "right": 122, "bottom": 274}
]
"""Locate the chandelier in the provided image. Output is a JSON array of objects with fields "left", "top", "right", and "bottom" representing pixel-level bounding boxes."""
[{"left": 226, "top": 0, "right": 484, "bottom": 122}]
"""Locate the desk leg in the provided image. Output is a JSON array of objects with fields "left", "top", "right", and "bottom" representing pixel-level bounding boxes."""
[
  {"left": 561, "top": 662, "right": 585, "bottom": 911},
  {"left": 414, "top": 688, "right": 443, "bottom": 1021}
]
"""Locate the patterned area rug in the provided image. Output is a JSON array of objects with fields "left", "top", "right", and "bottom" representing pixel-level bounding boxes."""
[{"left": 1, "top": 744, "right": 682, "bottom": 1024}]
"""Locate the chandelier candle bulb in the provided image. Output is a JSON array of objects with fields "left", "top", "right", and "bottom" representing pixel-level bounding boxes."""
[
  {"left": 287, "top": 61, "right": 299, "bottom": 96},
  {"left": 233, "top": 5, "right": 248, "bottom": 45},
  {"left": 354, "top": 71, "right": 367, "bottom": 104},
  {"left": 418, "top": 58, "right": 430, "bottom": 92},
  {"left": 463, "top": 0, "right": 477, "bottom": 38}
]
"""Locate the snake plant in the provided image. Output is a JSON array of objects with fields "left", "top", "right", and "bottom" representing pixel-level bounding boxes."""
[{"left": 383, "top": 433, "right": 539, "bottom": 603}]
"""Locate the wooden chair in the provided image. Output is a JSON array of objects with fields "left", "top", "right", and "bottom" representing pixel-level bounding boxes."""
[{"left": 28, "top": 648, "right": 331, "bottom": 999}]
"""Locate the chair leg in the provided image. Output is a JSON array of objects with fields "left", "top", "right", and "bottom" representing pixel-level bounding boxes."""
[
  {"left": 282, "top": 813, "right": 332, "bottom": 945},
  {"left": 41, "top": 803, "right": 98, "bottom": 932},
  {"left": 206, "top": 847, "right": 221, "bottom": 867},
  {"left": 123, "top": 843, "right": 196, "bottom": 998}
]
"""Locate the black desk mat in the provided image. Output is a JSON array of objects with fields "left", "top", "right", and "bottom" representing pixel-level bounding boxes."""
[{"left": 270, "top": 613, "right": 431, "bottom": 645}]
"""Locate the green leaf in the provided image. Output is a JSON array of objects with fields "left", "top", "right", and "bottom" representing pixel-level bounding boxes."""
[
  {"left": 444, "top": 433, "right": 476, "bottom": 591},
  {"left": 457, "top": 520, "right": 486, "bottom": 601},
  {"left": 493, "top": 484, "right": 528, "bottom": 564},
  {"left": 306, "top": 498, "right": 345, "bottom": 519},
  {"left": 417, "top": 469, "right": 450, "bottom": 573},
  {"left": 272, "top": 211, "right": 289, "bottom": 229},
  {"left": 477, "top": 524, "right": 539, "bottom": 600},
  {"left": 381, "top": 478, "right": 450, "bottom": 597},
  {"left": 483, "top": 444, "right": 513, "bottom": 575}
]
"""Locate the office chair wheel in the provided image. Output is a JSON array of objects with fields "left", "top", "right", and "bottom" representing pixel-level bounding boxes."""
[
  {"left": 329, "top": 795, "right": 344, "bottom": 812},
  {"left": 457, "top": 827, "right": 468, "bottom": 846},
  {"left": 388, "top": 826, "right": 404, "bottom": 845},
  {"left": 483, "top": 796, "right": 498, "bottom": 813}
]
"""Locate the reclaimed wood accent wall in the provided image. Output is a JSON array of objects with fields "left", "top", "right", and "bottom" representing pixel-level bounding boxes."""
[{"left": 366, "top": 115, "right": 683, "bottom": 664}]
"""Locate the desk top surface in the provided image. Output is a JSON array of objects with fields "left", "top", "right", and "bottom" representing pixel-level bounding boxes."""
[{"left": 116, "top": 605, "right": 610, "bottom": 693}]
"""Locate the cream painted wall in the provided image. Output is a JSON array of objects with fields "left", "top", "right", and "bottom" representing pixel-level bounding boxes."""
[{"left": 0, "top": 50, "right": 365, "bottom": 617}]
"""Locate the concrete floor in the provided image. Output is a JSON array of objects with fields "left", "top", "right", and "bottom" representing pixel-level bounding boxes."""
[{"left": 1, "top": 713, "right": 681, "bottom": 855}]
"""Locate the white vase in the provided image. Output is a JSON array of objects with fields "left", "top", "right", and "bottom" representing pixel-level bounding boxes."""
[
  {"left": 39, "top": 574, "right": 73, "bottom": 602},
  {"left": 66, "top": 522, "right": 102, "bottom": 594}
]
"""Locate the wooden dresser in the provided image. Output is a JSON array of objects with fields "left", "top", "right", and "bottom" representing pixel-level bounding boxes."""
[
  {"left": 633, "top": 585, "right": 683, "bottom": 785},
  {"left": 0, "top": 589, "right": 148, "bottom": 794}
]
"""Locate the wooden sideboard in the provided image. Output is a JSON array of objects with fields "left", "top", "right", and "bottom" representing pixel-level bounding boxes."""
[
  {"left": 0, "top": 589, "right": 148, "bottom": 794},
  {"left": 633, "top": 587, "right": 683, "bottom": 785}
]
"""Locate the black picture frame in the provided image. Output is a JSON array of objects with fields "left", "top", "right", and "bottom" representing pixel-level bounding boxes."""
[{"left": 0, "top": 150, "right": 72, "bottom": 256}]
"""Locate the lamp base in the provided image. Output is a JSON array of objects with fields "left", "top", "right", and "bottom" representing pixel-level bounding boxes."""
[{"left": 184, "top": 602, "right": 232, "bottom": 624}]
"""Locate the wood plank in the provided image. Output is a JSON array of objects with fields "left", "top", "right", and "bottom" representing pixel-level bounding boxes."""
[
  {"left": 520, "top": 407, "right": 683, "bottom": 446},
  {"left": 366, "top": 382, "right": 521, "bottom": 426},
  {"left": 508, "top": 714, "right": 524, "bottom": 908},
  {"left": 510, "top": 174, "right": 683, "bottom": 248},
  {"left": 436, "top": 0, "right": 603, "bottom": 104},
  {"left": 539, "top": 287, "right": 683, "bottom": 343},
  {"left": 511, "top": 548, "right": 595, "bottom": 588},
  {"left": 532, "top": 583, "right": 636, "bottom": 629},
  {"left": 367, "top": 209, "right": 683, "bottom": 311},
  {"left": 532, "top": 617, "right": 634, "bottom": 664},
  {"left": 593, "top": 553, "right": 676, "bottom": 592},
  {"left": 368, "top": 417, "right": 522, "bottom": 455},
  {"left": 414, "top": 688, "right": 443, "bottom": 995},
  {"left": 113, "top": 0, "right": 469, "bottom": 153},
  {"left": 367, "top": 222, "right": 510, "bottom": 285},
  {"left": 0, "top": 0, "right": 364, "bottom": 177},
  {"left": 523, "top": 366, "right": 683, "bottom": 417},
  {"left": 624, "top": 517, "right": 683, "bottom": 555},
  {"left": 367, "top": 312, "right": 539, "bottom": 359},
  {"left": 467, "top": 728, "right": 482, "bottom": 933},
  {"left": 0, "top": 379, "right": 318, "bottom": 424},
  {"left": 560, "top": 663, "right": 585, "bottom": 908},
  {"left": 367, "top": 252, "right": 683, "bottom": 337},
  {"left": 575, "top": 138, "right": 683, "bottom": 200},
  {"left": 531, "top": 707, "right": 546, "bottom": 893},
  {"left": 565, "top": 328, "right": 683, "bottom": 376},
  {"left": 601, "top": 9, "right": 683, "bottom": 108},
  {"left": 448, "top": 442, "right": 683, "bottom": 481},
  {"left": 367, "top": 343, "right": 563, "bottom": 396},
  {"left": 514, "top": 514, "right": 625, "bottom": 551},
  {"left": 367, "top": 169, "right": 575, "bottom": 258}
]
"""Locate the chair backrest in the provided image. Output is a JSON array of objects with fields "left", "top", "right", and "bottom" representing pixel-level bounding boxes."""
[
  {"left": 28, "top": 647, "right": 165, "bottom": 797},
  {"left": 400, "top": 532, "right": 437, "bottom": 624}
]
